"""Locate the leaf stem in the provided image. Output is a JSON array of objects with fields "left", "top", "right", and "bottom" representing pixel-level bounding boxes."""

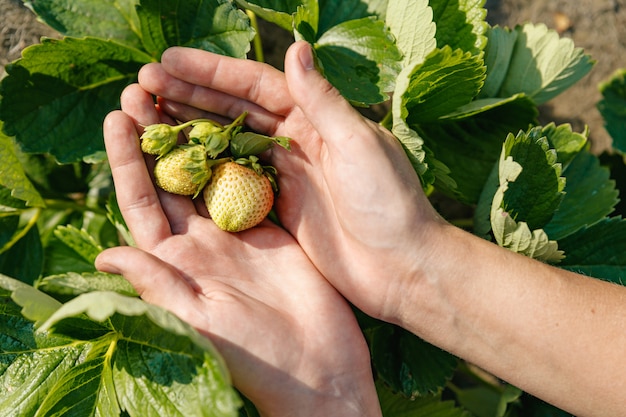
[
  {"left": 44, "top": 199, "right": 107, "bottom": 215},
  {"left": 247, "top": 10, "right": 265, "bottom": 63},
  {"left": 379, "top": 110, "right": 393, "bottom": 129}
]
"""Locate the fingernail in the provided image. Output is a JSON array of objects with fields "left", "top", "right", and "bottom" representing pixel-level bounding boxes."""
[{"left": 299, "top": 43, "right": 315, "bottom": 71}]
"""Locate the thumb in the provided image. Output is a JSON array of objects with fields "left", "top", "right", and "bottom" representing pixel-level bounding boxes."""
[
  {"left": 95, "top": 246, "right": 198, "bottom": 311},
  {"left": 284, "top": 41, "right": 374, "bottom": 152}
]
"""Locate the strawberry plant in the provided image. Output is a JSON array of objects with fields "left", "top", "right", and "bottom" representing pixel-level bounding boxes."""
[{"left": 1, "top": 0, "right": 625, "bottom": 416}]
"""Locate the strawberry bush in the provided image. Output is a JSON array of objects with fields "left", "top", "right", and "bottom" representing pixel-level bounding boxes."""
[{"left": 1, "top": 0, "right": 625, "bottom": 416}]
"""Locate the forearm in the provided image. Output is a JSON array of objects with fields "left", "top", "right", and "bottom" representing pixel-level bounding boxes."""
[{"left": 398, "top": 224, "right": 626, "bottom": 416}]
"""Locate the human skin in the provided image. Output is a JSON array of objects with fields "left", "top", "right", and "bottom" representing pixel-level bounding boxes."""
[
  {"left": 96, "top": 94, "right": 383, "bottom": 416},
  {"left": 127, "top": 41, "right": 626, "bottom": 415}
]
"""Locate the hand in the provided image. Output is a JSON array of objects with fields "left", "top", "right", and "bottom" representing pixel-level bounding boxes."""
[
  {"left": 120, "top": 41, "right": 626, "bottom": 416},
  {"left": 135, "top": 41, "right": 446, "bottom": 324},
  {"left": 95, "top": 84, "right": 381, "bottom": 417}
]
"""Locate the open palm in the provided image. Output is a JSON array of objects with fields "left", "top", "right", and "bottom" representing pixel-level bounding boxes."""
[
  {"left": 96, "top": 84, "right": 379, "bottom": 416},
  {"left": 136, "top": 42, "right": 444, "bottom": 322}
]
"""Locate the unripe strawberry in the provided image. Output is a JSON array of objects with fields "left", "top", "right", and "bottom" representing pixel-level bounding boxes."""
[
  {"left": 154, "top": 144, "right": 210, "bottom": 197},
  {"left": 203, "top": 161, "right": 275, "bottom": 232},
  {"left": 140, "top": 123, "right": 180, "bottom": 157},
  {"left": 188, "top": 121, "right": 230, "bottom": 158}
]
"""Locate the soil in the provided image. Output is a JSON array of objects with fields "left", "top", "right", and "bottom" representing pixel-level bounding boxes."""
[{"left": 2, "top": 0, "right": 625, "bottom": 152}]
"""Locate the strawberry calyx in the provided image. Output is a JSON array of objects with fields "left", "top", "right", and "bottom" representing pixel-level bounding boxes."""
[
  {"left": 234, "top": 155, "right": 280, "bottom": 194},
  {"left": 189, "top": 112, "right": 248, "bottom": 158}
]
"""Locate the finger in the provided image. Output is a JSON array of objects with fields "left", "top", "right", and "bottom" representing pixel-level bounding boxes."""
[
  {"left": 120, "top": 83, "right": 161, "bottom": 129},
  {"left": 138, "top": 62, "right": 284, "bottom": 136},
  {"left": 95, "top": 247, "right": 202, "bottom": 325},
  {"left": 284, "top": 41, "right": 380, "bottom": 155},
  {"left": 139, "top": 48, "right": 292, "bottom": 135},
  {"left": 156, "top": 97, "right": 232, "bottom": 126},
  {"left": 120, "top": 84, "right": 201, "bottom": 232},
  {"left": 161, "top": 47, "right": 293, "bottom": 116},
  {"left": 103, "top": 110, "right": 172, "bottom": 248}
]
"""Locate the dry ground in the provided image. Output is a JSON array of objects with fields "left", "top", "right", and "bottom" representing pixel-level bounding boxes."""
[{"left": 1, "top": 0, "right": 625, "bottom": 152}]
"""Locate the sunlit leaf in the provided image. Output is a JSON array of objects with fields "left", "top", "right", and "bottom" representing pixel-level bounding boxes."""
[
  {"left": 37, "top": 271, "right": 138, "bottom": 302},
  {"left": 0, "top": 128, "right": 45, "bottom": 208},
  {"left": 315, "top": 17, "right": 402, "bottom": 105},
  {"left": 486, "top": 23, "right": 594, "bottom": 104},
  {"left": 137, "top": 0, "right": 255, "bottom": 59},
  {"left": 598, "top": 68, "right": 626, "bottom": 154},
  {"left": 430, "top": 0, "right": 488, "bottom": 54},
  {"left": 24, "top": 0, "right": 143, "bottom": 48},
  {"left": 0, "top": 37, "right": 152, "bottom": 163},
  {"left": 386, "top": 0, "right": 436, "bottom": 68}
]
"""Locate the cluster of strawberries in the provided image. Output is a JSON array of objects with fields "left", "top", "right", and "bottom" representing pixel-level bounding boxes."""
[{"left": 140, "top": 112, "right": 290, "bottom": 232}]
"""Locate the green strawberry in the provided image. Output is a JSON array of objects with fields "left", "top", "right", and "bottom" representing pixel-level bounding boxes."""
[
  {"left": 153, "top": 144, "right": 211, "bottom": 197},
  {"left": 203, "top": 160, "right": 275, "bottom": 232},
  {"left": 140, "top": 123, "right": 180, "bottom": 157}
]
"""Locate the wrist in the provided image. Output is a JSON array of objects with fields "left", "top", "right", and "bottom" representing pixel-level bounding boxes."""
[{"left": 385, "top": 222, "right": 472, "bottom": 343}]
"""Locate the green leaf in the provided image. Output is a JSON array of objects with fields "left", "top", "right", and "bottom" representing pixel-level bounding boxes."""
[
  {"left": 391, "top": 45, "right": 489, "bottom": 192},
  {"left": 33, "top": 339, "right": 121, "bottom": 417},
  {"left": 0, "top": 128, "right": 45, "bottom": 208},
  {"left": 599, "top": 152, "right": 626, "bottom": 218},
  {"left": 377, "top": 381, "right": 470, "bottom": 417},
  {"left": 37, "top": 271, "right": 138, "bottom": 302},
  {"left": 53, "top": 225, "right": 103, "bottom": 265},
  {"left": 488, "top": 131, "right": 565, "bottom": 262},
  {"left": 0, "top": 334, "right": 90, "bottom": 417},
  {"left": 293, "top": 1, "right": 319, "bottom": 42},
  {"left": 492, "top": 208, "right": 564, "bottom": 262},
  {"left": 230, "top": 132, "right": 290, "bottom": 158},
  {"left": 391, "top": 113, "right": 432, "bottom": 184},
  {"left": 598, "top": 68, "right": 626, "bottom": 154},
  {"left": 0, "top": 282, "right": 109, "bottom": 416},
  {"left": 0, "top": 37, "right": 152, "bottom": 163},
  {"left": 558, "top": 217, "right": 626, "bottom": 284},
  {"left": 500, "top": 128, "right": 566, "bottom": 230},
  {"left": 479, "top": 26, "right": 518, "bottom": 98},
  {"left": 369, "top": 323, "right": 458, "bottom": 397},
  {"left": 417, "top": 95, "right": 538, "bottom": 203},
  {"left": 451, "top": 383, "right": 521, "bottom": 417},
  {"left": 543, "top": 150, "right": 619, "bottom": 241},
  {"left": 25, "top": 0, "right": 143, "bottom": 49},
  {"left": 0, "top": 274, "right": 62, "bottom": 325},
  {"left": 489, "top": 23, "right": 594, "bottom": 105},
  {"left": 386, "top": 0, "right": 436, "bottom": 68},
  {"left": 0, "top": 220, "right": 44, "bottom": 285},
  {"left": 539, "top": 123, "right": 588, "bottom": 168},
  {"left": 44, "top": 226, "right": 101, "bottom": 276},
  {"left": 138, "top": 0, "right": 255, "bottom": 59},
  {"left": 318, "top": 0, "right": 378, "bottom": 35},
  {"left": 401, "top": 46, "right": 486, "bottom": 124},
  {"left": 315, "top": 17, "right": 402, "bottom": 105},
  {"left": 476, "top": 124, "right": 598, "bottom": 241},
  {"left": 39, "top": 291, "right": 242, "bottom": 417},
  {"left": 9, "top": 153, "right": 91, "bottom": 195},
  {"left": 430, "top": 0, "right": 488, "bottom": 54}
]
